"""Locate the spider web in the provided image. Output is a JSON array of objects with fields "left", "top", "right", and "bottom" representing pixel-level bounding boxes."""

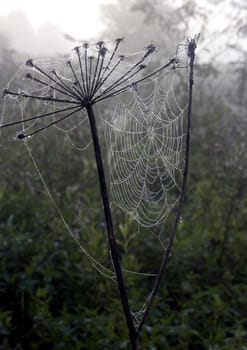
[
  {"left": 1, "top": 41, "right": 155, "bottom": 143},
  {"left": 0, "top": 42, "right": 168, "bottom": 280},
  {"left": 104, "top": 69, "right": 186, "bottom": 228},
  {"left": 0, "top": 39, "right": 192, "bottom": 324}
]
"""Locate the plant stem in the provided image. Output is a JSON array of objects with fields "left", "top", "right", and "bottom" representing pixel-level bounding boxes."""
[
  {"left": 86, "top": 104, "right": 138, "bottom": 350},
  {"left": 137, "top": 39, "right": 196, "bottom": 335}
]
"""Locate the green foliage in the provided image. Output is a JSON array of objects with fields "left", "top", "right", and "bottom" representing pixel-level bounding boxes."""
[
  {"left": 0, "top": 22, "right": 246, "bottom": 349},
  {"left": 0, "top": 133, "right": 247, "bottom": 349}
]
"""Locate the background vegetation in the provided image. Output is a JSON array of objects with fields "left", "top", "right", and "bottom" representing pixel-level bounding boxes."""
[{"left": 0, "top": 0, "right": 246, "bottom": 349}]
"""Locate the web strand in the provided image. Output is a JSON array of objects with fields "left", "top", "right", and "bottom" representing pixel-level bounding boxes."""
[
  {"left": 1, "top": 39, "right": 195, "bottom": 341},
  {"left": 104, "top": 69, "right": 186, "bottom": 229},
  {"left": 24, "top": 143, "right": 116, "bottom": 280}
]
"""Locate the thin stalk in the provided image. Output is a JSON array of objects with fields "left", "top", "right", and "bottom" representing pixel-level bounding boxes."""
[
  {"left": 93, "top": 58, "right": 175, "bottom": 104},
  {"left": 3, "top": 89, "right": 80, "bottom": 104},
  {"left": 25, "top": 74, "right": 75, "bottom": 100},
  {"left": 84, "top": 47, "right": 90, "bottom": 95},
  {"left": 137, "top": 40, "right": 196, "bottom": 335},
  {"left": 23, "top": 106, "right": 83, "bottom": 138},
  {"left": 86, "top": 104, "right": 138, "bottom": 350},
  {"left": 51, "top": 70, "right": 80, "bottom": 100},
  {"left": 98, "top": 65, "right": 145, "bottom": 98},
  {"left": 90, "top": 55, "right": 105, "bottom": 98},
  {"left": 74, "top": 47, "right": 87, "bottom": 96},
  {"left": 100, "top": 39, "right": 122, "bottom": 79},
  {"left": 90, "top": 51, "right": 101, "bottom": 96},
  {"left": 0, "top": 105, "right": 79, "bottom": 128},
  {"left": 29, "top": 62, "right": 79, "bottom": 100},
  {"left": 66, "top": 61, "right": 85, "bottom": 97},
  {"left": 93, "top": 56, "right": 123, "bottom": 96},
  {"left": 93, "top": 39, "right": 123, "bottom": 94},
  {"left": 99, "top": 48, "right": 155, "bottom": 97},
  {"left": 72, "top": 84, "right": 84, "bottom": 98},
  {"left": 87, "top": 57, "right": 94, "bottom": 95}
]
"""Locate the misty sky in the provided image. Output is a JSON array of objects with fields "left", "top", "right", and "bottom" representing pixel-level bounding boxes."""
[
  {"left": 0, "top": 0, "right": 114, "bottom": 54},
  {"left": 0, "top": 0, "right": 246, "bottom": 60}
]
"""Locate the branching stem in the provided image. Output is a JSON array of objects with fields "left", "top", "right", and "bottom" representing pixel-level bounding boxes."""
[
  {"left": 136, "top": 39, "right": 196, "bottom": 335},
  {"left": 86, "top": 104, "right": 138, "bottom": 350}
]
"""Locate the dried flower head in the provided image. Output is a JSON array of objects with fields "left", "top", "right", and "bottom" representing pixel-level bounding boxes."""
[
  {"left": 1, "top": 38, "right": 179, "bottom": 139},
  {"left": 26, "top": 59, "right": 34, "bottom": 67}
]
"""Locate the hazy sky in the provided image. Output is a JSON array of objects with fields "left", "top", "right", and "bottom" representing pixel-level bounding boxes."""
[
  {"left": 0, "top": 0, "right": 113, "bottom": 38},
  {"left": 0, "top": 0, "right": 245, "bottom": 59}
]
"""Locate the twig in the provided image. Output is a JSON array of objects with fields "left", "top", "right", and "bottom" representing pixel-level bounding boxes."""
[
  {"left": 136, "top": 38, "right": 196, "bottom": 335},
  {"left": 86, "top": 104, "right": 138, "bottom": 350}
]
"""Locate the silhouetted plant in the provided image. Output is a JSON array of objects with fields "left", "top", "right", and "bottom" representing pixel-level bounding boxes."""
[{"left": 1, "top": 37, "right": 197, "bottom": 349}]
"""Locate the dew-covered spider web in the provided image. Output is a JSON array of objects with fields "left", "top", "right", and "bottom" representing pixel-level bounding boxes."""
[
  {"left": 104, "top": 70, "right": 185, "bottom": 228},
  {"left": 0, "top": 37, "right": 194, "bottom": 324}
]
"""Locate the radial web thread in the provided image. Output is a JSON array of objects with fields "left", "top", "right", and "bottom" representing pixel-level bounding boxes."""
[
  {"left": 105, "top": 70, "right": 186, "bottom": 228},
  {"left": 1, "top": 39, "right": 191, "bottom": 285}
]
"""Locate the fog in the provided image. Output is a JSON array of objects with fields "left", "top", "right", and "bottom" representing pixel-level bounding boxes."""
[
  {"left": 0, "top": 9, "right": 70, "bottom": 55},
  {"left": 0, "top": 1, "right": 246, "bottom": 349}
]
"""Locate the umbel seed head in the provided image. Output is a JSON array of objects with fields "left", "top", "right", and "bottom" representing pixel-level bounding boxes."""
[
  {"left": 73, "top": 46, "right": 80, "bottom": 54},
  {"left": 16, "top": 132, "right": 26, "bottom": 140},
  {"left": 26, "top": 59, "right": 34, "bottom": 67},
  {"left": 25, "top": 73, "right": 32, "bottom": 79},
  {"left": 83, "top": 42, "right": 89, "bottom": 49},
  {"left": 144, "top": 44, "right": 156, "bottom": 58},
  {"left": 115, "top": 37, "right": 124, "bottom": 44},
  {"left": 0, "top": 37, "right": 194, "bottom": 142},
  {"left": 99, "top": 47, "right": 108, "bottom": 57},
  {"left": 2, "top": 88, "right": 9, "bottom": 97},
  {"left": 95, "top": 41, "right": 105, "bottom": 49}
]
